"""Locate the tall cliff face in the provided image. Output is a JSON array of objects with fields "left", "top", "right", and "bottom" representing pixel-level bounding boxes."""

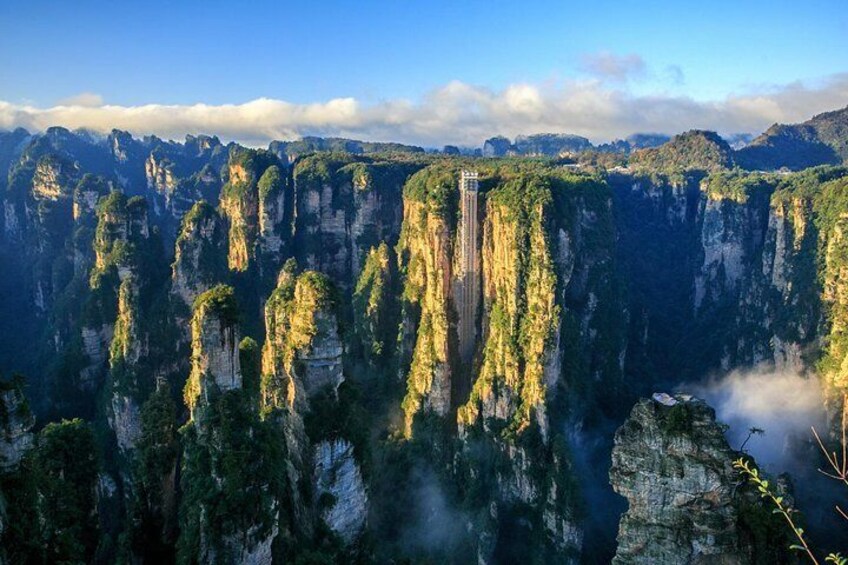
[
  {"left": 259, "top": 266, "right": 365, "bottom": 543},
  {"left": 219, "top": 147, "right": 282, "bottom": 273},
  {"left": 695, "top": 178, "right": 772, "bottom": 313},
  {"left": 0, "top": 379, "right": 35, "bottom": 473},
  {"left": 183, "top": 285, "right": 243, "bottom": 421},
  {"left": 142, "top": 134, "right": 226, "bottom": 232},
  {"left": 397, "top": 167, "right": 457, "bottom": 434},
  {"left": 25, "top": 154, "right": 80, "bottom": 314},
  {"left": 261, "top": 267, "right": 343, "bottom": 416},
  {"left": 0, "top": 377, "right": 35, "bottom": 564},
  {"left": 812, "top": 174, "right": 848, "bottom": 412},
  {"left": 179, "top": 285, "right": 283, "bottom": 564},
  {"left": 257, "top": 165, "right": 288, "bottom": 269},
  {"left": 77, "top": 192, "right": 154, "bottom": 397},
  {"left": 458, "top": 176, "right": 560, "bottom": 440},
  {"left": 609, "top": 173, "right": 702, "bottom": 381},
  {"left": 728, "top": 178, "right": 820, "bottom": 372},
  {"left": 611, "top": 168, "right": 837, "bottom": 384},
  {"left": 392, "top": 165, "right": 628, "bottom": 562},
  {"left": 107, "top": 275, "right": 148, "bottom": 454},
  {"left": 291, "top": 155, "right": 420, "bottom": 290},
  {"left": 451, "top": 171, "right": 626, "bottom": 563},
  {"left": 313, "top": 438, "right": 368, "bottom": 544},
  {"left": 170, "top": 200, "right": 228, "bottom": 311},
  {"left": 352, "top": 242, "right": 399, "bottom": 368}
]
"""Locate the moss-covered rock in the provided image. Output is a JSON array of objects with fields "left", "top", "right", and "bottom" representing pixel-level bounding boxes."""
[{"left": 184, "top": 285, "right": 242, "bottom": 418}]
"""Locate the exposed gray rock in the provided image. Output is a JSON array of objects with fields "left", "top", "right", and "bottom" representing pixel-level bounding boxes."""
[
  {"left": 210, "top": 520, "right": 278, "bottom": 565},
  {"left": 171, "top": 202, "right": 226, "bottom": 310},
  {"left": 187, "top": 290, "right": 242, "bottom": 422},
  {"left": 610, "top": 395, "right": 750, "bottom": 564},
  {"left": 313, "top": 439, "right": 367, "bottom": 544},
  {"left": 695, "top": 197, "right": 748, "bottom": 311},
  {"left": 298, "top": 310, "right": 344, "bottom": 396},
  {"left": 0, "top": 385, "right": 35, "bottom": 472},
  {"left": 110, "top": 394, "right": 142, "bottom": 452}
]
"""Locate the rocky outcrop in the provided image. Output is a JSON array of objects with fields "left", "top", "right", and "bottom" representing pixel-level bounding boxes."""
[
  {"left": 352, "top": 243, "right": 397, "bottom": 367},
  {"left": 731, "top": 190, "right": 818, "bottom": 371},
  {"left": 694, "top": 178, "right": 772, "bottom": 313},
  {"left": 170, "top": 201, "right": 227, "bottom": 310},
  {"left": 291, "top": 155, "right": 416, "bottom": 289},
  {"left": 0, "top": 379, "right": 35, "bottom": 472},
  {"left": 220, "top": 147, "right": 280, "bottom": 273},
  {"left": 818, "top": 176, "right": 848, "bottom": 412},
  {"left": 108, "top": 275, "right": 147, "bottom": 453},
  {"left": 178, "top": 285, "right": 281, "bottom": 563},
  {"left": 91, "top": 191, "right": 150, "bottom": 279},
  {"left": 145, "top": 152, "right": 179, "bottom": 196},
  {"left": 397, "top": 168, "right": 457, "bottom": 434},
  {"left": 261, "top": 267, "right": 343, "bottom": 415},
  {"left": 453, "top": 172, "right": 622, "bottom": 564},
  {"left": 142, "top": 135, "right": 226, "bottom": 228},
  {"left": 610, "top": 394, "right": 749, "bottom": 564},
  {"left": 458, "top": 181, "right": 559, "bottom": 441},
  {"left": 313, "top": 439, "right": 368, "bottom": 544},
  {"left": 261, "top": 265, "right": 366, "bottom": 543},
  {"left": 183, "top": 285, "right": 242, "bottom": 420},
  {"left": 257, "top": 165, "right": 288, "bottom": 269},
  {"left": 31, "top": 153, "right": 78, "bottom": 202},
  {"left": 612, "top": 170, "right": 824, "bottom": 380},
  {"left": 78, "top": 192, "right": 152, "bottom": 394}
]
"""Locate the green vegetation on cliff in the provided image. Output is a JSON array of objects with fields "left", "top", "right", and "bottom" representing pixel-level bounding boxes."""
[
  {"left": 36, "top": 419, "right": 99, "bottom": 563},
  {"left": 191, "top": 284, "right": 239, "bottom": 327},
  {"left": 260, "top": 265, "right": 338, "bottom": 416},
  {"left": 631, "top": 130, "right": 734, "bottom": 173},
  {"left": 178, "top": 389, "right": 286, "bottom": 564},
  {"left": 402, "top": 164, "right": 459, "bottom": 225},
  {"left": 353, "top": 243, "right": 398, "bottom": 365},
  {"left": 127, "top": 384, "right": 180, "bottom": 560}
]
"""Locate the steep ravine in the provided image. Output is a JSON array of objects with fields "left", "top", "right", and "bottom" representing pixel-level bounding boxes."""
[{"left": 3, "top": 126, "right": 848, "bottom": 563}]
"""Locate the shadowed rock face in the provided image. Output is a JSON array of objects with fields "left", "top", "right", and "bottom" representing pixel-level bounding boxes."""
[
  {"left": 313, "top": 438, "right": 368, "bottom": 543},
  {"left": 170, "top": 201, "right": 227, "bottom": 311},
  {"left": 610, "top": 395, "right": 749, "bottom": 564},
  {"left": 0, "top": 384, "right": 35, "bottom": 472}
]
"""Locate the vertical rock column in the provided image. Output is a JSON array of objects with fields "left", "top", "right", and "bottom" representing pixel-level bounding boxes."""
[
  {"left": 261, "top": 265, "right": 368, "bottom": 546},
  {"left": 178, "top": 285, "right": 281, "bottom": 564},
  {"left": 183, "top": 285, "right": 242, "bottom": 421},
  {"left": 609, "top": 395, "right": 751, "bottom": 564}
]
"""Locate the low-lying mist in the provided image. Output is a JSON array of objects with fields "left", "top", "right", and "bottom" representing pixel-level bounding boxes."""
[
  {"left": 681, "top": 366, "right": 848, "bottom": 553},
  {"left": 681, "top": 366, "right": 825, "bottom": 472}
]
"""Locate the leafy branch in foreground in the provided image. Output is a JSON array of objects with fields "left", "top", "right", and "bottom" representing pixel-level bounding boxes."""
[
  {"left": 736, "top": 394, "right": 848, "bottom": 565},
  {"left": 734, "top": 457, "right": 821, "bottom": 564}
]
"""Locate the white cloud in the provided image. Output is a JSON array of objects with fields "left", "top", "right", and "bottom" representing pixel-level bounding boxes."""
[{"left": 1, "top": 73, "right": 847, "bottom": 147}]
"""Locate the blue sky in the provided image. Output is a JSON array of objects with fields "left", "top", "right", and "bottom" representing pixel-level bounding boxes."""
[{"left": 0, "top": 0, "right": 846, "bottom": 145}]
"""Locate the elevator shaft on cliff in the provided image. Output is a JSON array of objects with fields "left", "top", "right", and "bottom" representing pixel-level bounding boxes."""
[{"left": 457, "top": 170, "right": 480, "bottom": 365}]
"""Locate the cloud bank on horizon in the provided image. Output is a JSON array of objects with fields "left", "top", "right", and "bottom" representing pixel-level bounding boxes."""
[{"left": 1, "top": 72, "right": 846, "bottom": 148}]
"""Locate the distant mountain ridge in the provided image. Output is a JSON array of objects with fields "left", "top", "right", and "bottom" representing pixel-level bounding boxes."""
[
  {"left": 482, "top": 132, "right": 671, "bottom": 157},
  {"left": 2, "top": 103, "right": 847, "bottom": 173},
  {"left": 736, "top": 105, "right": 848, "bottom": 170}
]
